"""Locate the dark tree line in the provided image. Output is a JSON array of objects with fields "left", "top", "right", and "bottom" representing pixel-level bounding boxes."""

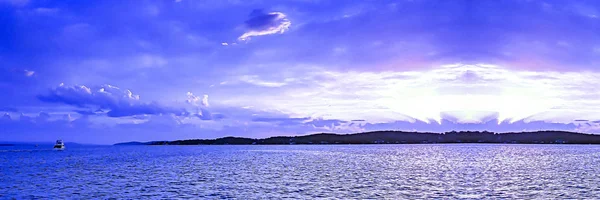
[{"left": 115, "top": 130, "right": 600, "bottom": 145}]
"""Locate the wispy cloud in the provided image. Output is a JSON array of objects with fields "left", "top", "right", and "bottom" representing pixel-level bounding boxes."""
[
  {"left": 24, "top": 70, "right": 35, "bottom": 77},
  {"left": 33, "top": 7, "right": 59, "bottom": 14},
  {"left": 238, "top": 75, "right": 289, "bottom": 87},
  {"left": 238, "top": 9, "right": 291, "bottom": 41}
]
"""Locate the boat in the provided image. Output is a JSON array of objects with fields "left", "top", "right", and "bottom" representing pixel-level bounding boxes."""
[{"left": 53, "top": 139, "right": 65, "bottom": 150}]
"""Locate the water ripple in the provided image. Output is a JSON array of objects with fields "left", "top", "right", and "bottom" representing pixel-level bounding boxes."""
[{"left": 1, "top": 144, "right": 600, "bottom": 199}]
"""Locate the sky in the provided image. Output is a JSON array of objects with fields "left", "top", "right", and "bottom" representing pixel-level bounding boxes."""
[{"left": 1, "top": 0, "right": 600, "bottom": 144}]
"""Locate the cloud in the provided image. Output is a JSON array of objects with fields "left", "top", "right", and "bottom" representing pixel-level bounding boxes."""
[
  {"left": 0, "top": 106, "right": 595, "bottom": 144},
  {"left": 219, "top": 64, "right": 600, "bottom": 126},
  {"left": 18, "top": 113, "right": 32, "bottom": 122},
  {"left": 576, "top": 123, "right": 600, "bottom": 133},
  {"left": 202, "top": 95, "right": 209, "bottom": 107},
  {"left": 23, "top": 70, "right": 35, "bottom": 77},
  {"left": 1, "top": 113, "right": 11, "bottom": 121},
  {"left": 0, "top": 106, "right": 334, "bottom": 144},
  {"left": 105, "top": 103, "right": 187, "bottom": 117},
  {"left": 186, "top": 92, "right": 215, "bottom": 120},
  {"left": 186, "top": 92, "right": 201, "bottom": 106},
  {"left": 37, "top": 84, "right": 136, "bottom": 107},
  {"left": 305, "top": 118, "right": 347, "bottom": 129},
  {"left": 0, "top": 68, "right": 35, "bottom": 84},
  {"left": 250, "top": 116, "right": 352, "bottom": 131},
  {"left": 238, "top": 9, "right": 291, "bottom": 41},
  {"left": 4, "top": 0, "right": 600, "bottom": 143},
  {"left": 33, "top": 7, "right": 59, "bottom": 15},
  {"left": 195, "top": 108, "right": 212, "bottom": 120},
  {"left": 238, "top": 75, "right": 289, "bottom": 87},
  {"left": 36, "top": 112, "right": 51, "bottom": 122},
  {"left": 74, "top": 110, "right": 98, "bottom": 116},
  {"left": 191, "top": 108, "right": 224, "bottom": 121},
  {"left": 186, "top": 92, "right": 209, "bottom": 107},
  {"left": 37, "top": 84, "right": 188, "bottom": 117},
  {"left": 252, "top": 117, "right": 311, "bottom": 126}
]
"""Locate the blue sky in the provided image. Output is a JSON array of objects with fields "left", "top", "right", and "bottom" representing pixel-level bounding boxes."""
[{"left": 1, "top": 0, "right": 600, "bottom": 144}]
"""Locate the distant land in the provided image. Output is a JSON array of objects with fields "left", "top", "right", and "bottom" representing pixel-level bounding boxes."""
[{"left": 114, "top": 131, "right": 600, "bottom": 145}]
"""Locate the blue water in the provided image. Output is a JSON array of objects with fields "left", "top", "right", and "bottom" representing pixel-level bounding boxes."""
[{"left": 2, "top": 144, "right": 600, "bottom": 199}]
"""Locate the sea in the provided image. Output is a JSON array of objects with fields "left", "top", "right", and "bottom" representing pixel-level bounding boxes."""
[{"left": 1, "top": 144, "right": 600, "bottom": 199}]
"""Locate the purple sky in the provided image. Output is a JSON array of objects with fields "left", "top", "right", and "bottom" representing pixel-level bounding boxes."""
[{"left": 1, "top": 0, "right": 600, "bottom": 144}]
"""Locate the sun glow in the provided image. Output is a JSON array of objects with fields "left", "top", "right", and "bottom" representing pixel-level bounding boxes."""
[
  {"left": 223, "top": 63, "right": 594, "bottom": 124},
  {"left": 379, "top": 93, "right": 558, "bottom": 124},
  {"left": 355, "top": 64, "right": 562, "bottom": 124}
]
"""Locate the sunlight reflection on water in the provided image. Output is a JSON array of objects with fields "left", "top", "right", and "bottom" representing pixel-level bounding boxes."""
[{"left": 1, "top": 144, "right": 600, "bottom": 199}]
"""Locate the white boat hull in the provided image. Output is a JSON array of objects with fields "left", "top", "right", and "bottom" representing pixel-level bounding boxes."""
[{"left": 54, "top": 139, "right": 65, "bottom": 150}]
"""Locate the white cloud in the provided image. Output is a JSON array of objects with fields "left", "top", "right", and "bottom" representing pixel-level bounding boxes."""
[
  {"left": 238, "top": 75, "right": 289, "bottom": 87},
  {"left": 186, "top": 92, "right": 209, "bottom": 107},
  {"left": 24, "top": 70, "right": 35, "bottom": 77},
  {"left": 202, "top": 95, "right": 209, "bottom": 107},
  {"left": 186, "top": 92, "right": 201, "bottom": 106},
  {"left": 219, "top": 64, "right": 600, "bottom": 125}
]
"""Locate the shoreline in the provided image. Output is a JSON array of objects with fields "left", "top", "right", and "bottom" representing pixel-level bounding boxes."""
[{"left": 115, "top": 130, "right": 600, "bottom": 145}]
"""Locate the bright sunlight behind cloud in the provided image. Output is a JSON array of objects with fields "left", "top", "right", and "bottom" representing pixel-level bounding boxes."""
[{"left": 222, "top": 64, "right": 599, "bottom": 125}]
